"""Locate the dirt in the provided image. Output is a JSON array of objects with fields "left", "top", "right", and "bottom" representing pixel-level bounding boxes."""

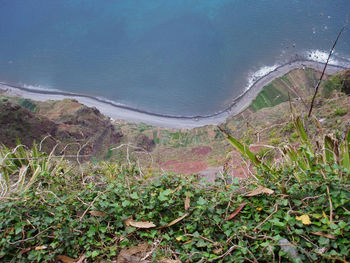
[
  {"left": 191, "top": 146, "right": 212, "bottom": 155},
  {"left": 0, "top": 97, "right": 123, "bottom": 159}
]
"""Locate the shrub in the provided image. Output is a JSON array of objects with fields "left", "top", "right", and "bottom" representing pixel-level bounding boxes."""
[
  {"left": 334, "top": 108, "right": 348, "bottom": 117},
  {"left": 0, "top": 118, "right": 349, "bottom": 262}
]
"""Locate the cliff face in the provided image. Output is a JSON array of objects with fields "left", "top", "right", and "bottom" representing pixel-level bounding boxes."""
[
  {"left": 0, "top": 98, "right": 123, "bottom": 159},
  {"left": 0, "top": 68, "right": 349, "bottom": 170},
  {"left": 111, "top": 68, "right": 349, "bottom": 178},
  {"left": 0, "top": 99, "right": 57, "bottom": 150}
]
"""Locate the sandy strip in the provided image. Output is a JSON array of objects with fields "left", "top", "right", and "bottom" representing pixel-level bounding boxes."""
[{"left": 0, "top": 59, "right": 348, "bottom": 129}]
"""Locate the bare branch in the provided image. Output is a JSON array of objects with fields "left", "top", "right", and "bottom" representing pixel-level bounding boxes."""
[{"left": 308, "top": 25, "right": 347, "bottom": 117}]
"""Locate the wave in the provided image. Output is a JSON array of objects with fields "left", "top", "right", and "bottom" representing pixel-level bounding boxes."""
[
  {"left": 22, "top": 83, "right": 61, "bottom": 92},
  {"left": 1, "top": 55, "right": 349, "bottom": 128},
  {"left": 243, "top": 49, "right": 350, "bottom": 94},
  {"left": 304, "top": 49, "right": 350, "bottom": 67},
  {"left": 245, "top": 64, "right": 280, "bottom": 91},
  {"left": 305, "top": 49, "right": 339, "bottom": 65}
]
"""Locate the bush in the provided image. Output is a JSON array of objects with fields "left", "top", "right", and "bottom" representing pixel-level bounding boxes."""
[
  {"left": 0, "top": 117, "right": 349, "bottom": 262},
  {"left": 334, "top": 108, "right": 348, "bottom": 117},
  {"left": 0, "top": 162, "right": 349, "bottom": 262}
]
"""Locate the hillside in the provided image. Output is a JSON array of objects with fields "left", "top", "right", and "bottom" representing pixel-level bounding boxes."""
[
  {"left": 0, "top": 68, "right": 349, "bottom": 178},
  {"left": 0, "top": 97, "right": 123, "bottom": 159},
  {"left": 110, "top": 68, "right": 349, "bottom": 178},
  {"left": 0, "top": 68, "right": 349, "bottom": 262}
]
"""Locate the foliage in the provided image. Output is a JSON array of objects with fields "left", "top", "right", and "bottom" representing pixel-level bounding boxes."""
[
  {"left": 0, "top": 143, "right": 65, "bottom": 197},
  {"left": 0, "top": 112, "right": 350, "bottom": 262},
  {"left": 249, "top": 83, "right": 290, "bottom": 111},
  {"left": 333, "top": 108, "right": 348, "bottom": 117},
  {"left": 322, "top": 75, "right": 342, "bottom": 98},
  {"left": 17, "top": 98, "right": 37, "bottom": 111}
]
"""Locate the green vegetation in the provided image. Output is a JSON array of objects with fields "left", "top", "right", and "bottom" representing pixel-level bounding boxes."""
[
  {"left": 17, "top": 98, "right": 37, "bottom": 111},
  {"left": 248, "top": 68, "right": 320, "bottom": 112},
  {"left": 322, "top": 75, "right": 343, "bottom": 98},
  {"left": 1, "top": 113, "right": 349, "bottom": 262},
  {"left": 333, "top": 108, "right": 348, "bottom": 117},
  {"left": 249, "top": 83, "right": 290, "bottom": 111},
  {"left": 0, "top": 69, "right": 349, "bottom": 262}
]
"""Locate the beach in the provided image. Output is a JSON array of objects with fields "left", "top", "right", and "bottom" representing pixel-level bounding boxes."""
[{"left": 0, "top": 60, "right": 348, "bottom": 129}]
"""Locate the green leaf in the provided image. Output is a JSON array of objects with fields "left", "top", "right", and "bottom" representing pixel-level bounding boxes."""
[
  {"left": 122, "top": 200, "right": 131, "bottom": 207},
  {"left": 324, "top": 134, "right": 339, "bottom": 165},
  {"left": 15, "top": 225, "right": 22, "bottom": 235},
  {"left": 158, "top": 189, "right": 172, "bottom": 201},
  {"left": 218, "top": 127, "right": 262, "bottom": 167},
  {"left": 341, "top": 128, "right": 350, "bottom": 170},
  {"left": 294, "top": 116, "right": 309, "bottom": 143},
  {"left": 196, "top": 239, "right": 208, "bottom": 247},
  {"left": 91, "top": 250, "right": 99, "bottom": 258},
  {"left": 130, "top": 192, "right": 139, "bottom": 199},
  {"left": 197, "top": 197, "right": 207, "bottom": 206}
]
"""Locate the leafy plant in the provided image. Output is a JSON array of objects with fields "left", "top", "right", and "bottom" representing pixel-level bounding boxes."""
[
  {"left": 0, "top": 143, "right": 65, "bottom": 197},
  {"left": 0, "top": 119, "right": 349, "bottom": 262},
  {"left": 219, "top": 116, "right": 350, "bottom": 182}
]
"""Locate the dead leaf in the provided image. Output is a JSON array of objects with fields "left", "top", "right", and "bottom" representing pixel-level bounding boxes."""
[
  {"left": 20, "top": 247, "right": 31, "bottom": 254},
  {"left": 117, "top": 243, "right": 151, "bottom": 263},
  {"left": 185, "top": 192, "right": 190, "bottom": 211},
  {"left": 176, "top": 236, "right": 183, "bottom": 242},
  {"left": 246, "top": 186, "right": 274, "bottom": 196},
  {"left": 160, "top": 213, "right": 188, "bottom": 228},
  {"left": 213, "top": 248, "right": 223, "bottom": 255},
  {"left": 35, "top": 245, "right": 47, "bottom": 251},
  {"left": 124, "top": 218, "right": 156, "bottom": 228},
  {"left": 89, "top": 210, "right": 106, "bottom": 217},
  {"left": 162, "top": 259, "right": 181, "bottom": 263},
  {"left": 55, "top": 255, "right": 76, "bottom": 263},
  {"left": 76, "top": 255, "right": 86, "bottom": 263},
  {"left": 296, "top": 214, "right": 312, "bottom": 225},
  {"left": 311, "top": 232, "right": 336, "bottom": 240},
  {"left": 225, "top": 203, "right": 246, "bottom": 221}
]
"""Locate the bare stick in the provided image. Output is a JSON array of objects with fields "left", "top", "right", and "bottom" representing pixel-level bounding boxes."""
[
  {"left": 308, "top": 25, "right": 346, "bottom": 117},
  {"left": 254, "top": 203, "right": 278, "bottom": 232},
  {"left": 79, "top": 191, "right": 104, "bottom": 221}
]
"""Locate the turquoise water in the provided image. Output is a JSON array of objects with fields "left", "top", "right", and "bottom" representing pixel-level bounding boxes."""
[{"left": 0, "top": 0, "right": 349, "bottom": 115}]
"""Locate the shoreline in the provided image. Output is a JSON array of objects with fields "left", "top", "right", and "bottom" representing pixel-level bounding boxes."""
[{"left": 0, "top": 59, "right": 348, "bottom": 129}]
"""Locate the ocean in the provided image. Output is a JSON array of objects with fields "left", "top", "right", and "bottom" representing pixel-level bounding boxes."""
[{"left": 0, "top": 0, "right": 349, "bottom": 116}]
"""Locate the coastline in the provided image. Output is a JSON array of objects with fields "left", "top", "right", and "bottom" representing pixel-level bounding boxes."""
[{"left": 0, "top": 59, "right": 348, "bottom": 129}]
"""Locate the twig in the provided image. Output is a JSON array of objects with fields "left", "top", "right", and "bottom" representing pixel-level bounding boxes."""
[
  {"left": 141, "top": 239, "right": 162, "bottom": 261},
  {"left": 184, "top": 234, "right": 217, "bottom": 245},
  {"left": 42, "top": 190, "right": 64, "bottom": 203},
  {"left": 254, "top": 203, "right": 278, "bottom": 232},
  {"left": 209, "top": 245, "right": 238, "bottom": 261},
  {"left": 321, "top": 171, "right": 333, "bottom": 223},
  {"left": 39, "top": 134, "right": 56, "bottom": 151},
  {"left": 4, "top": 155, "right": 91, "bottom": 160},
  {"left": 7, "top": 226, "right": 54, "bottom": 245},
  {"left": 79, "top": 191, "right": 104, "bottom": 221},
  {"left": 308, "top": 25, "right": 346, "bottom": 117},
  {"left": 302, "top": 194, "right": 323, "bottom": 202},
  {"left": 210, "top": 244, "right": 257, "bottom": 263},
  {"left": 326, "top": 185, "right": 333, "bottom": 223}
]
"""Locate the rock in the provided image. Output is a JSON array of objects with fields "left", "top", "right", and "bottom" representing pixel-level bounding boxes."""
[{"left": 135, "top": 134, "right": 155, "bottom": 152}]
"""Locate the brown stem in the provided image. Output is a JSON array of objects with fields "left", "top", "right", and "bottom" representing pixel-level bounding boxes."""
[{"left": 308, "top": 25, "right": 346, "bottom": 118}]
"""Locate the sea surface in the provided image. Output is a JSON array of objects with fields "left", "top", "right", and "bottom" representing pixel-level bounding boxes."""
[{"left": 0, "top": 0, "right": 349, "bottom": 116}]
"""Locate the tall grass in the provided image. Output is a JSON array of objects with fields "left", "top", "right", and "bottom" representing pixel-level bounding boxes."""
[
  {"left": 219, "top": 115, "right": 350, "bottom": 183},
  {"left": 0, "top": 143, "right": 65, "bottom": 198}
]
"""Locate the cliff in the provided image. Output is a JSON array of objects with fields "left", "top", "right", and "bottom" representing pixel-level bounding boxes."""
[{"left": 0, "top": 97, "right": 123, "bottom": 159}]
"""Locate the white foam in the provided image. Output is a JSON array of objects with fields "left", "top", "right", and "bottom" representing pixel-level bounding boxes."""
[
  {"left": 22, "top": 83, "right": 61, "bottom": 92},
  {"left": 245, "top": 64, "right": 280, "bottom": 91},
  {"left": 95, "top": 96, "right": 127, "bottom": 107},
  {"left": 306, "top": 49, "right": 339, "bottom": 65}
]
